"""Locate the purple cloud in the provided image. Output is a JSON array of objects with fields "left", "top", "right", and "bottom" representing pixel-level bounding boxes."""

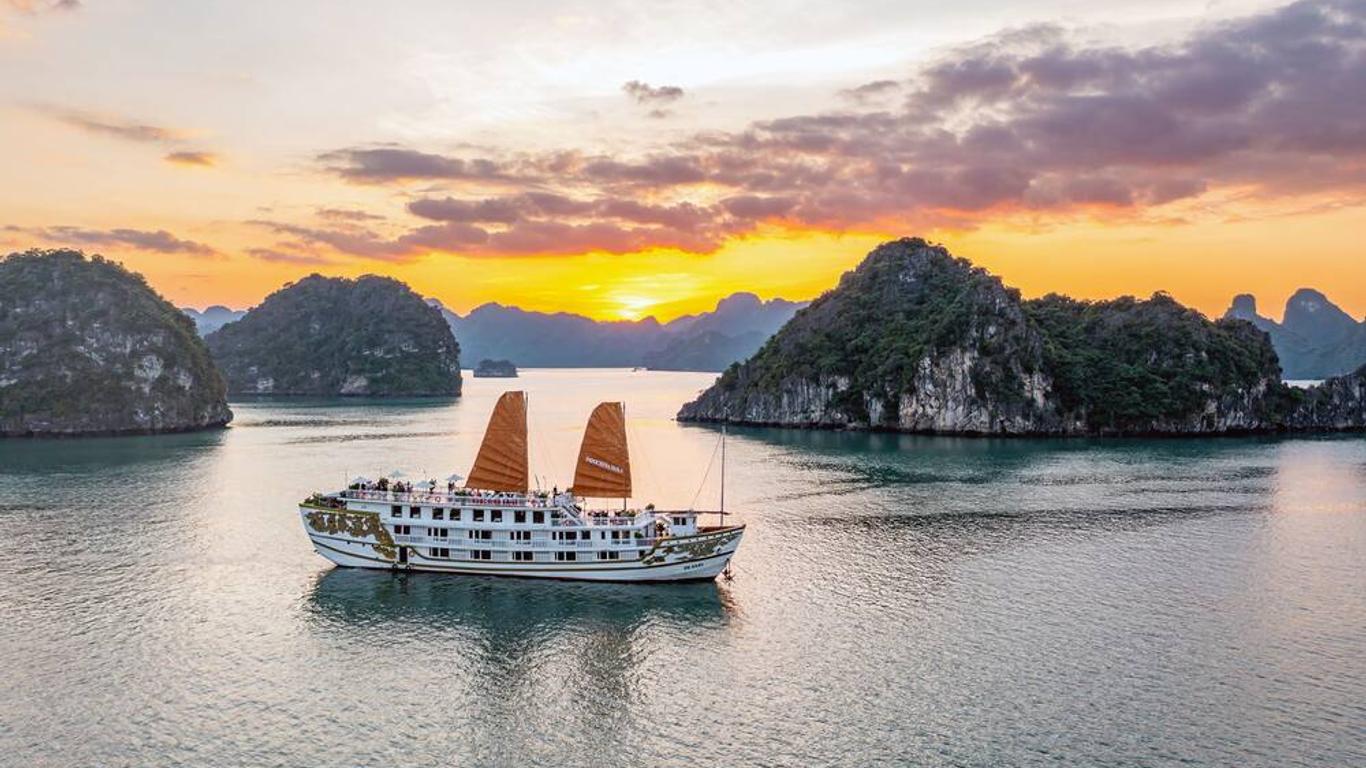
[
  {"left": 319, "top": 147, "right": 513, "bottom": 184},
  {"left": 246, "top": 247, "right": 336, "bottom": 265},
  {"left": 623, "top": 81, "right": 685, "bottom": 104},
  {"left": 301, "top": 0, "right": 1366, "bottom": 258},
  {"left": 164, "top": 151, "right": 217, "bottom": 167},
  {"left": 22, "top": 226, "right": 214, "bottom": 255},
  {"left": 35, "top": 105, "right": 183, "bottom": 144}
]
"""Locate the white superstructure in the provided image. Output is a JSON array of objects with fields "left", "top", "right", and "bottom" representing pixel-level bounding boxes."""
[{"left": 298, "top": 392, "right": 743, "bottom": 582}]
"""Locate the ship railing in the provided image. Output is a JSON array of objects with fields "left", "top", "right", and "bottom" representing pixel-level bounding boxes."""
[
  {"left": 551, "top": 514, "right": 644, "bottom": 528},
  {"left": 341, "top": 489, "right": 557, "bottom": 508},
  {"left": 392, "top": 534, "right": 656, "bottom": 550}
]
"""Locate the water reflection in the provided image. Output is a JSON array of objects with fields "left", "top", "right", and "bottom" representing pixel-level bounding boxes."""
[
  {"left": 0, "top": 428, "right": 227, "bottom": 475},
  {"left": 305, "top": 568, "right": 733, "bottom": 637}
]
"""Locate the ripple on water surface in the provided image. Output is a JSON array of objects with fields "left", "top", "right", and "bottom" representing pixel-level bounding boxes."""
[{"left": 0, "top": 371, "right": 1363, "bottom": 767}]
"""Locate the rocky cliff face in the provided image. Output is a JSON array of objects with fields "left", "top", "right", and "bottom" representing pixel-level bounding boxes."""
[
  {"left": 681, "top": 239, "right": 1069, "bottom": 433},
  {"left": 680, "top": 238, "right": 1337, "bottom": 436},
  {"left": 1284, "top": 366, "right": 1366, "bottom": 430},
  {"left": 0, "top": 249, "right": 232, "bottom": 437},
  {"left": 206, "top": 274, "right": 461, "bottom": 396}
]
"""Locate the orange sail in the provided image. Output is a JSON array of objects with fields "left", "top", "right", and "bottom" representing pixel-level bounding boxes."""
[
  {"left": 572, "top": 401, "right": 632, "bottom": 498},
  {"left": 465, "top": 391, "right": 529, "bottom": 493}
]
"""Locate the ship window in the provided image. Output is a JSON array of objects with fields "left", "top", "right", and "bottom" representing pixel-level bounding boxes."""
[
  {"left": 579, "top": 530, "right": 591, "bottom": 540},
  {"left": 533, "top": 511, "right": 545, "bottom": 524},
  {"left": 430, "top": 547, "right": 449, "bottom": 558},
  {"left": 432, "top": 528, "right": 448, "bottom": 539},
  {"left": 432, "top": 508, "right": 444, "bottom": 520},
  {"left": 511, "top": 530, "right": 531, "bottom": 541},
  {"left": 452, "top": 509, "right": 464, "bottom": 522},
  {"left": 391, "top": 505, "right": 402, "bottom": 518},
  {"left": 473, "top": 509, "right": 485, "bottom": 522},
  {"left": 472, "top": 549, "right": 491, "bottom": 561},
  {"left": 673, "top": 517, "right": 687, "bottom": 526},
  {"left": 512, "top": 551, "right": 533, "bottom": 562},
  {"left": 555, "top": 551, "right": 577, "bottom": 562},
  {"left": 491, "top": 510, "right": 503, "bottom": 523},
  {"left": 514, "top": 510, "right": 526, "bottom": 524},
  {"left": 409, "top": 506, "right": 420, "bottom": 518},
  {"left": 393, "top": 524, "right": 409, "bottom": 535},
  {"left": 597, "top": 551, "right": 619, "bottom": 561},
  {"left": 467, "top": 529, "right": 492, "bottom": 540}
]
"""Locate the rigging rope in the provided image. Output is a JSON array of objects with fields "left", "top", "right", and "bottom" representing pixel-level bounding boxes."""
[
  {"left": 525, "top": 400, "right": 560, "bottom": 493},
  {"left": 689, "top": 432, "right": 723, "bottom": 511},
  {"left": 626, "top": 409, "right": 663, "bottom": 509}
]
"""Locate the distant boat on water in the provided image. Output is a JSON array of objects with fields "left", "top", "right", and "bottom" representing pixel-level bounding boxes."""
[{"left": 298, "top": 391, "right": 744, "bottom": 581}]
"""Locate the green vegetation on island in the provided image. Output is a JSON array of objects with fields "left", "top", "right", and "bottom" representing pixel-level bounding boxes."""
[
  {"left": 472, "top": 359, "right": 518, "bottom": 378},
  {"left": 681, "top": 238, "right": 1363, "bottom": 435},
  {"left": 0, "top": 249, "right": 232, "bottom": 437},
  {"left": 206, "top": 274, "right": 461, "bottom": 396},
  {"left": 1025, "top": 293, "right": 1286, "bottom": 433}
]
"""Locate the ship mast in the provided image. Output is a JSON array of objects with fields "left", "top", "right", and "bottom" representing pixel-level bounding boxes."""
[{"left": 719, "top": 425, "right": 726, "bottom": 527}]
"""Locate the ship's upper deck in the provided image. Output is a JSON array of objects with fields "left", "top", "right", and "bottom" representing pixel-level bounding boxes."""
[{"left": 341, "top": 487, "right": 562, "bottom": 509}]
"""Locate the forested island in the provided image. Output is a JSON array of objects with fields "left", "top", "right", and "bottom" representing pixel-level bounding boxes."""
[
  {"left": 472, "top": 359, "right": 518, "bottom": 378},
  {"left": 0, "top": 249, "right": 232, "bottom": 437},
  {"left": 679, "top": 238, "right": 1365, "bottom": 436},
  {"left": 205, "top": 274, "right": 462, "bottom": 397}
]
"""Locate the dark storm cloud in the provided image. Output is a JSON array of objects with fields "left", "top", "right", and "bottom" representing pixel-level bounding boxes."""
[{"left": 307, "top": 0, "right": 1366, "bottom": 258}]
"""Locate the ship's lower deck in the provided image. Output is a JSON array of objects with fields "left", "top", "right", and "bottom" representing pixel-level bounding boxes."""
[{"left": 300, "top": 502, "right": 744, "bottom": 582}]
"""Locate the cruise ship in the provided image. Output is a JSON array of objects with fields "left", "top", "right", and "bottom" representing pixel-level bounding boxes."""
[{"left": 298, "top": 392, "right": 744, "bottom": 582}]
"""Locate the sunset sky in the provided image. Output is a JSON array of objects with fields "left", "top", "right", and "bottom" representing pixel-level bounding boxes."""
[{"left": 2, "top": 0, "right": 1364, "bottom": 321}]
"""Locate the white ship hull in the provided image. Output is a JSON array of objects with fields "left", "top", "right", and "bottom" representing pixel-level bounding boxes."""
[{"left": 300, "top": 503, "right": 743, "bottom": 583}]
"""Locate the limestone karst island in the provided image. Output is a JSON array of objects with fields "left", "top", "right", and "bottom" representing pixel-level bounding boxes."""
[{"left": 4, "top": 0, "right": 1366, "bottom": 766}]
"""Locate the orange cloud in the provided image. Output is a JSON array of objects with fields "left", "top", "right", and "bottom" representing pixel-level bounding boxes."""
[{"left": 164, "top": 151, "right": 218, "bottom": 167}]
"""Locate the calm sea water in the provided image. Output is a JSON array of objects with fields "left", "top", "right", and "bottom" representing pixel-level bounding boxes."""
[{"left": 2, "top": 369, "right": 1363, "bottom": 767}]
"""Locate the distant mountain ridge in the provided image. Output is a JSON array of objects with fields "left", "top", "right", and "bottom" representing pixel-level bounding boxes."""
[
  {"left": 430, "top": 292, "right": 804, "bottom": 371},
  {"left": 1224, "top": 289, "right": 1366, "bottom": 379},
  {"left": 182, "top": 305, "right": 245, "bottom": 336}
]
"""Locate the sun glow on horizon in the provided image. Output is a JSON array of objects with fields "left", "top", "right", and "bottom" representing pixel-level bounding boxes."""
[{"left": 3, "top": 0, "right": 1364, "bottom": 326}]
